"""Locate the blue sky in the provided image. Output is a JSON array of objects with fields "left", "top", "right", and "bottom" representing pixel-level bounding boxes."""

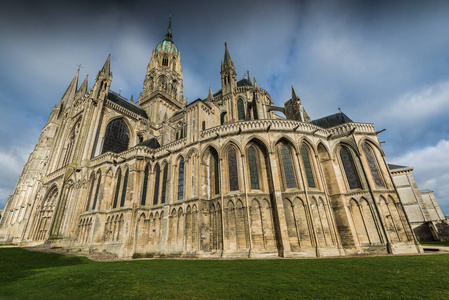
[{"left": 0, "top": 0, "right": 448, "bottom": 213}]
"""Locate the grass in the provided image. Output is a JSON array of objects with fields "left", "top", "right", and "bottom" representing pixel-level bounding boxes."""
[
  {"left": 1, "top": 248, "right": 449, "bottom": 299},
  {"left": 420, "top": 241, "right": 449, "bottom": 247}
]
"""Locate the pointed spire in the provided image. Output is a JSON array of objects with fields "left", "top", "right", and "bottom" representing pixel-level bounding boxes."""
[
  {"left": 164, "top": 15, "right": 173, "bottom": 43},
  {"left": 253, "top": 77, "right": 258, "bottom": 88},
  {"left": 292, "top": 85, "right": 299, "bottom": 99},
  {"left": 247, "top": 71, "right": 252, "bottom": 85},
  {"left": 76, "top": 74, "right": 88, "bottom": 98},
  {"left": 61, "top": 69, "right": 79, "bottom": 102},
  {"left": 97, "top": 54, "right": 111, "bottom": 80},
  {"left": 224, "top": 42, "right": 232, "bottom": 65},
  {"left": 207, "top": 86, "right": 214, "bottom": 101}
]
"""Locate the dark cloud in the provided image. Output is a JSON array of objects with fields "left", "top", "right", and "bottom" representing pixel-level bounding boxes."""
[{"left": 1, "top": 0, "right": 449, "bottom": 212}]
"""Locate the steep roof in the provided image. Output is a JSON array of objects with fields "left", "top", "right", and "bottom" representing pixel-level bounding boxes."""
[
  {"left": 107, "top": 91, "right": 148, "bottom": 119},
  {"left": 237, "top": 78, "right": 253, "bottom": 87},
  {"left": 310, "top": 112, "right": 353, "bottom": 129},
  {"left": 137, "top": 138, "right": 160, "bottom": 149}
]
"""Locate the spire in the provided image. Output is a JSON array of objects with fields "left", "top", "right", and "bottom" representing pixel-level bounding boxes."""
[
  {"left": 164, "top": 15, "right": 173, "bottom": 43},
  {"left": 247, "top": 71, "right": 252, "bottom": 85},
  {"left": 97, "top": 54, "right": 111, "bottom": 79},
  {"left": 61, "top": 69, "right": 79, "bottom": 103},
  {"left": 224, "top": 42, "right": 232, "bottom": 65},
  {"left": 253, "top": 77, "right": 259, "bottom": 88},
  {"left": 292, "top": 85, "right": 300, "bottom": 100},
  {"left": 76, "top": 74, "right": 88, "bottom": 99},
  {"left": 207, "top": 86, "right": 214, "bottom": 101}
]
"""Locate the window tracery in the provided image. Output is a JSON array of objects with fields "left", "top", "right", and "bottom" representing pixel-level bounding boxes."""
[
  {"left": 102, "top": 119, "right": 129, "bottom": 154},
  {"left": 178, "top": 158, "right": 185, "bottom": 200},
  {"left": 363, "top": 144, "right": 384, "bottom": 188},
  {"left": 280, "top": 143, "right": 296, "bottom": 189}
]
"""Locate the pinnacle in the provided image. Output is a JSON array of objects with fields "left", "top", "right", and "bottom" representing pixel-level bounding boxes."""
[
  {"left": 164, "top": 15, "right": 173, "bottom": 43},
  {"left": 224, "top": 42, "right": 232, "bottom": 65},
  {"left": 292, "top": 85, "right": 299, "bottom": 100}
]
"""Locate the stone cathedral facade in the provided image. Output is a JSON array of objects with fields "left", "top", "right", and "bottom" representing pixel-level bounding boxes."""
[{"left": 0, "top": 21, "right": 424, "bottom": 258}]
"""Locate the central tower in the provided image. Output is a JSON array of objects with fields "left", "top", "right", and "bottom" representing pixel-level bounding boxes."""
[{"left": 139, "top": 17, "right": 184, "bottom": 124}]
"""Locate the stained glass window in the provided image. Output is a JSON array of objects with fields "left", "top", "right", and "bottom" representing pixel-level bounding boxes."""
[
  {"left": 213, "top": 151, "right": 220, "bottom": 195},
  {"left": 247, "top": 146, "right": 260, "bottom": 189},
  {"left": 92, "top": 173, "right": 101, "bottom": 210},
  {"left": 237, "top": 99, "right": 245, "bottom": 120},
  {"left": 178, "top": 158, "right": 185, "bottom": 200},
  {"left": 281, "top": 143, "right": 296, "bottom": 189},
  {"left": 363, "top": 144, "right": 384, "bottom": 188},
  {"left": 141, "top": 165, "right": 149, "bottom": 205},
  {"left": 113, "top": 170, "right": 121, "bottom": 208},
  {"left": 86, "top": 176, "right": 95, "bottom": 211},
  {"left": 161, "top": 165, "right": 168, "bottom": 204},
  {"left": 228, "top": 147, "right": 239, "bottom": 191},
  {"left": 301, "top": 145, "right": 316, "bottom": 188},
  {"left": 340, "top": 147, "right": 362, "bottom": 189},
  {"left": 153, "top": 165, "right": 160, "bottom": 205},
  {"left": 102, "top": 119, "right": 130, "bottom": 154},
  {"left": 120, "top": 168, "right": 129, "bottom": 207}
]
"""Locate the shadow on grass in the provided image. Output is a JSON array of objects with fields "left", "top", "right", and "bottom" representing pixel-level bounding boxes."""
[{"left": 0, "top": 248, "right": 88, "bottom": 284}]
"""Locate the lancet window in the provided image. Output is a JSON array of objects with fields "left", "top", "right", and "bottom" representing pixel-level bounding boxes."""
[
  {"left": 340, "top": 146, "right": 362, "bottom": 190},
  {"left": 178, "top": 158, "right": 185, "bottom": 200},
  {"left": 92, "top": 173, "right": 102, "bottom": 210},
  {"left": 120, "top": 168, "right": 129, "bottom": 207},
  {"left": 280, "top": 143, "right": 296, "bottom": 189},
  {"left": 301, "top": 145, "right": 316, "bottom": 188},
  {"left": 153, "top": 164, "right": 161, "bottom": 205},
  {"left": 86, "top": 175, "right": 95, "bottom": 211},
  {"left": 113, "top": 169, "right": 122, "bottom": 208},
  {"left": 228, "top": 147, "right": 239, "bottom": 191},
  {"left": 247, "top": 146, "right": 260, "bottom": 190},
  {"left": 363, "top": 144, "right": 384, "bottom": 188},
  {"left": 161, "top": 164, "right": 168, "bottom": 204},
  {"left": 141, "top": 165, "right": 149, "bottom": 205},
  {"left": 237, "top": 99, "right": 245, "bottom": 120}
]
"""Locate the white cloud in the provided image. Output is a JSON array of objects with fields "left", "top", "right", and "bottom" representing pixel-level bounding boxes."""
[
  {"left": 390, "top": 139, "right": 449, "bottom": 215},
  {"left": 384, "top": 80, "right": 449, "bottom": 125}
]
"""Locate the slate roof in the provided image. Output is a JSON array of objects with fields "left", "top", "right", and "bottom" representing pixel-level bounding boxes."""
[
  {"left": 237, "top": 78, "right": 253, "bottom": 87},
  {"left": 310, "top": 112, "right": 353, "bottom": 129},
  {"left": 108, "top": 91, "right": 148, "bottom": 119},
  {"left": 137, "top": 138, "right": 160, "bottom": 149}
]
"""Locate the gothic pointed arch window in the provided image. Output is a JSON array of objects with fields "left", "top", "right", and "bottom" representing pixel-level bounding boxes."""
[
  {"left": 178, "top": 158, "right": 185, "bottom": 200},
  {"left": 153, "top": 164, "right": 161, "bottom": 205},
  {"left": 102, "top": 118, "right": 130, "bottom": 154},
  {"left": 92, "top": 173, "right": 102, "bottom": 210},
  {"left": 162, "top": 56, "right": 168, "bottom": 66},
  {"left": 247, "top": 145, "right": 260, "bottom": 190},
  {"left": 120, "top": 168, "right": 129, "bottom": 207},
  {"left": 300, "top": 145, "right": 316, "bottom": 188},
  {"left": 86, "top": 175, "right": 95, "bottom": 211},
  {"left": 141, "top": 164, "right": 150, "bottom": 205},
  {"left": 280, "top": 143, "right": 296, "bottom": 189},
  {"left": 228, "top": 146, "right": 239, "bottom": 191},
  {"left": 209, "top": 148, "right": 220, "bottom": 195},
  {"left": 363, "top": 143, "right": 385, "bottom": 188},
  {"left": 113, "top": 169, "right": 122, "bottom": 208},
  {"left": 161, "top": 164, "right": 168, "bottom": 204},
  {"left": 340, "top": 146, "right": 362, "bottom": 190},
  {"left": 220, "top": 112, "right": 226, "bottom": 125},
  {"left": 237, "top": 99, "right": 245, "bottom": 120}
]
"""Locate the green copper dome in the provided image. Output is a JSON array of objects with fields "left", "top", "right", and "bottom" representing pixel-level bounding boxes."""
[{"left": 156, "top": 40, "right": 179, "bottom": 56}]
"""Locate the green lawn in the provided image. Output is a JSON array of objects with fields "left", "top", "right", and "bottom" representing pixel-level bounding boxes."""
[
  {"left": 1, "top": 248, "right": 449, "bottom": 299},
  {"left": 420, "top": 241, "right": 449, "bottom": 247}
]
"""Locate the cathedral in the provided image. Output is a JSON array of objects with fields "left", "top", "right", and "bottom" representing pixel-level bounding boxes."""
[{"left": 0, "top": 20, "right": 431, "bottom": 258}]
